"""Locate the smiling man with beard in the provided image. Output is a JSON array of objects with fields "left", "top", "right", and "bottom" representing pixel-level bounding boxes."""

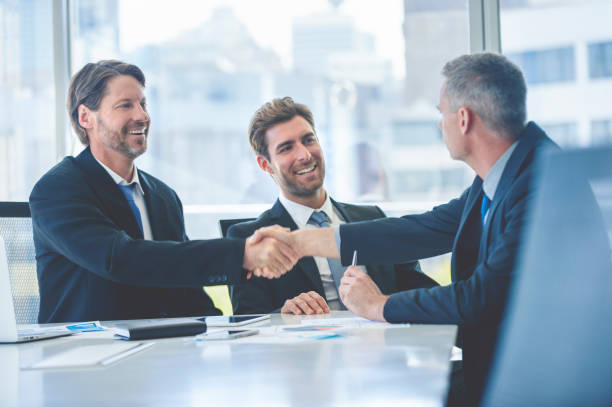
[
  {"left": 228, "top": 97, "right": 436, "bottom": 315},
  {"left": 29, "top": 60, "right": 298, "bottom": 323}
]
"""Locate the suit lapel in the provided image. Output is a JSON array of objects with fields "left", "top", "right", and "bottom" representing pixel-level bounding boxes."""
[
  {"left": 270, "top": 200, "right": 325, "bottom": 294},
  {"left": 479, "top": 122, "right": 548, "bottom": 256},
  {"left": 73, "top": 147, "right": 143, "bottom": 239}
]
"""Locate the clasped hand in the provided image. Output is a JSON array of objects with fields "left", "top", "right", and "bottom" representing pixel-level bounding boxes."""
[{"left": 242, "top": 225, "right": 301, "bottom": 279}]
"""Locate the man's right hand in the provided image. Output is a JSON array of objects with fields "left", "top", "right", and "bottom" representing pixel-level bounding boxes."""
[
  {"left": 242, "top": 225, "right": 299, "bottom": 279},
  {"left": 281, "top": 291, "right": 330, "bottom": 315}
]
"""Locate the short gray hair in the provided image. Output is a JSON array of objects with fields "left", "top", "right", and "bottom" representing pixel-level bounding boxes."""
[{"left": 442, "top": 53, "right": 527, "bottom": 139}]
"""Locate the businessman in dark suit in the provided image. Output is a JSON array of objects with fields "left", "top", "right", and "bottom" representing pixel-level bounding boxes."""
[
  {"left": 253, "top": 54, "right": 556, "bottom": 405},
  {"left": 30, "top": 60, "right": 298, "bottom": 323},
  {"left": 229, "top": 97, "right": 436, "bottom": 315}
]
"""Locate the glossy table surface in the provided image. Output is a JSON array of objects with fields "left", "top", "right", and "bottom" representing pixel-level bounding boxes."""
[{"left": 0, "top": 312, "right": 456, "bottom": 407}]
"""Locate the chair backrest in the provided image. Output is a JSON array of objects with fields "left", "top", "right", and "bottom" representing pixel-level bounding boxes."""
[
  {"left": 218, "top": 218, "right": 256, "bottom": 238},
  {"left": 481, "top": 147, "right": 612, "bottom": 406},
  {"left": 0, "top": 202, "right": 39, "bottom": 324}
]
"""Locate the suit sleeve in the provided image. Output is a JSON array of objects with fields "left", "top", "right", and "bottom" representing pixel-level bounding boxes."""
[
  {"left": 338, "top": 188, "right": 468, "bottom": 265},
  {"left": 30, "top": 174, "right": 246, "bottom": 288},
  {"left": 227, "top": 222, "right": 278, "bottom": 314},
  {"left": 383, "top": 178, "right": 532, "bottom": 324}
]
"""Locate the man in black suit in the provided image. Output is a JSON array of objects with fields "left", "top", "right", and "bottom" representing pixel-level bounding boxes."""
[
  {"left": 228, "top": 97, "right": 437, "bottom": 315},
  {"left": 30, "top": 60, "right": 298, "bottom": 323}
]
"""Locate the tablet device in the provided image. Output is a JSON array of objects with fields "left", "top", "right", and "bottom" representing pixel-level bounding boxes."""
[
  {"left": 200, "top": 315, "right": 269, "bottom": 327},
  {"left": 197, "top": 329, "right": 259, "bottom": 341}
]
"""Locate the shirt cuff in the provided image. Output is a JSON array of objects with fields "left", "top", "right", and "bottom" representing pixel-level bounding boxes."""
[{"left": 334, "top": 225, "right": 342, "bottom": 258}]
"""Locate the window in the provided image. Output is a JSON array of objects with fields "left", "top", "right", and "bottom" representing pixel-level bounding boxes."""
[
  {"left": 540, "top": 123, "right": 579, "bottom": 147},
  {"left": 0, "top": 0, "right": 56, "bottom": 201},
  {"left": 589, "top": 41, "right": 612, "bottom": 79},
  {"left": 68, "top": 0, "right": 473, "bottom": 240},
  {"left": 392, "top": 121, "right": 441, "bottom": 146},
  {"left": 507, "top": 47, "right": 575, "bottom": 85},
  {"left": 501, "top": 0, "right": 612, "bottom": 147},
  {"left": 591, "top": 119, "right": 612, "bottom": 145}
]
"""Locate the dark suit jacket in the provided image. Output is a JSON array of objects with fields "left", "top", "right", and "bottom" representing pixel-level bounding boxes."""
[
  {"left": 228, "top": 198, "right": 437, "bottom": 314},
  {"left": 338, "top": 122, "right": 556, "bottom": 400},
  {"left": 30, "top": 147, "right": 245, "bottom": 323}
]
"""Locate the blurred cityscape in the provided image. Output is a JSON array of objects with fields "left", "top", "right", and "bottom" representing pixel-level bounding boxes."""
[{"left": 2, "top": 0, "right": 612, "bottom": 242}]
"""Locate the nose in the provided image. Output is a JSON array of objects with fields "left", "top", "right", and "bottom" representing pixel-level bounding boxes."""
[
  {"left": 295, "top": 143, "right": 312, "bottom": 161},
  {"left": 134, "top": 103, "right": 150, "bottom": 123}
]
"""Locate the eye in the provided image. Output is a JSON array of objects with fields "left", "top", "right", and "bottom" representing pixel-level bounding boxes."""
[
  {"left": 118, "top": 103, "right": 132, "bottom": 109},
  {"left": 278, "top": 145, "right": 292, "bottom": 153}
]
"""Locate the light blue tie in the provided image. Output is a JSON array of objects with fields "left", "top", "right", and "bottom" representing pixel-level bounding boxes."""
[
  {"left": 119, "top": 184, "right": 143, "bottom": 234},
  {"left": 308, "top": 211, "right": 347, "bottom": 310},
  {"left": 481, "top": 193, "right": 491, "bottom": 225}
]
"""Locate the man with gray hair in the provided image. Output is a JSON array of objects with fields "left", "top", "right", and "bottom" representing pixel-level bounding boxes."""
[
  {"left": 252, "top": 53, "right": 556, "bottom": 405},
  {"left": 30, "top": 60, "right": 298, "bottom": 323}
]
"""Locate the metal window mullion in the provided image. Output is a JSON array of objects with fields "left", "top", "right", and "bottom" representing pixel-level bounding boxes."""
[
  {"left": 52, "top": 0, "right": 72, "bottom": 162},
  {"left": 483, "top": 0, "right": 501, "bottom": 53},
  {"left": 469, "top": 0, "right": 485, "bottom": 53},
  {"left": 469, "top": 0, "right": 501, "bottom": 54}
]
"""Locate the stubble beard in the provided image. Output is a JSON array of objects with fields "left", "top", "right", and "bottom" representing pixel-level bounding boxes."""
[
  {"left": 98, "top": 118, "right": 147, "bottom": 159},
  {"left": 282, "top": 160, "right": 326, "bottom": 198}
]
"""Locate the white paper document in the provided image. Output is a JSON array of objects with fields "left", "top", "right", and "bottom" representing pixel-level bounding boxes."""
[
  {"left": 24, "top": 342, "right": 153, "bottom": 370},
  {"left": 300, "top": 317, "right": 409, "bottom": 328}
]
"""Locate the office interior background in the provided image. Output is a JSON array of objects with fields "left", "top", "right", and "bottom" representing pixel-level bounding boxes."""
[{"left": 1, "top": 0, "right": 612, "bottom": 288}]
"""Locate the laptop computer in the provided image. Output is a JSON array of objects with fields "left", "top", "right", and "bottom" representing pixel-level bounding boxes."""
[{"left": 0, "top": 236, "right": 71, "bottom": 343}]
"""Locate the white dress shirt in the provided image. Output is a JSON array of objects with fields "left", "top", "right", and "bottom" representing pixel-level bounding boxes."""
[
  {"left": 95, "top": 158, "right": 154, "bottom": 240},
  {"left": 279, "top": 192, "right": 367, "bottom": 310}
]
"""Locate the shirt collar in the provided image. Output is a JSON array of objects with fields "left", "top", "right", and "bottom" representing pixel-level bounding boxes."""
[
  {"left": 482, "top": 140, "right": 519, "bottom": 200},
  {"left": 94, "top": 156, "right": 145, "bottom": 196},
  {"left": 279, "top": 191, "right": 333, "bottom": 228}
]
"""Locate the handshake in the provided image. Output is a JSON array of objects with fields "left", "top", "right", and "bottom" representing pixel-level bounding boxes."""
[
  {"left": 241, "top": 225, "right": 307, "bottom": 279},
  {"left": 240, "top": 224, "right": 388, "bottom": 321}
]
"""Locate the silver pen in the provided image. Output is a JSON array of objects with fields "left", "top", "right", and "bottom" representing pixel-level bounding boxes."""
[{"left": 351, "top": 250, "right": 358, "bottom": 266}]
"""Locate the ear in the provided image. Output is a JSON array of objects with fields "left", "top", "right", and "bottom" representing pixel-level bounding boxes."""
[
  {"left": 256, "top": 155, "right": 274, "bottom": 175},
  {"left": 78, "top": 104, "right": 95, "bottom": 130},
  {"left": 457, "top": 107, "right": 472, "bottom": 135}
]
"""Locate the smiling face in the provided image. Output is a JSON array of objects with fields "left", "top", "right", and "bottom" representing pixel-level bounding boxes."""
[
  {"left": 84, "top": 74, "right": 150, "bottom": 160},
  {"left": 258, "top": 115, "right": 326, "bottom": 206}
]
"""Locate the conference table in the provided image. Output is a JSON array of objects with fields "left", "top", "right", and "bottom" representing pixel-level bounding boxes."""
[{"left": 1, "top": 312, "right": 457, "bottom": 406}]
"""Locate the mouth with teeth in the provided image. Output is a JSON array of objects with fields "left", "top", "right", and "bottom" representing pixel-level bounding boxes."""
[
  {"left": 294, "top": 164, "right": 317, "bottom": 175},
  {"left": 127, "top": 127, "right": 147, "bottom": 135}
]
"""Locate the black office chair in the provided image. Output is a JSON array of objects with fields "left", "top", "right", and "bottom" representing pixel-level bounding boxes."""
[
  {"left": 0, "top": 202, "right": 40, "bottom": 324},
  {"left": 218, "top": 218, "right": 256, "bottom": 238},
  {"left": 481, "top": 147, "right": 612, "bottom": 406}
]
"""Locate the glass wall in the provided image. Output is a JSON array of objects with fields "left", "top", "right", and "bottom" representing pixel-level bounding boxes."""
[
  {"left": 67, "top": 0, "right": 470, "bottom": 251},
  {"left": 0, "top": 0, "right": 56, "bottom": 201},
  {"left": 501, "top": 0, "right": 612, "bottom": 148}
]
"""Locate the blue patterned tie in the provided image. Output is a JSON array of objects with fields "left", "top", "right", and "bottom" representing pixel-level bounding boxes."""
[
  {"left": 308, "top": 211, "right": 347, "bottom": 310},
  {"left": 481, "top": 193, "right": 491, "bottom": 225},
  {"left": 119, "top": 184, "right": 143, "bottom": 234}
]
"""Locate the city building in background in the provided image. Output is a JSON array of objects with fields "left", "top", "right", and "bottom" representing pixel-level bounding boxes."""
[{"left": 2, "top": 0, "right": 611, "bottom": 248}]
